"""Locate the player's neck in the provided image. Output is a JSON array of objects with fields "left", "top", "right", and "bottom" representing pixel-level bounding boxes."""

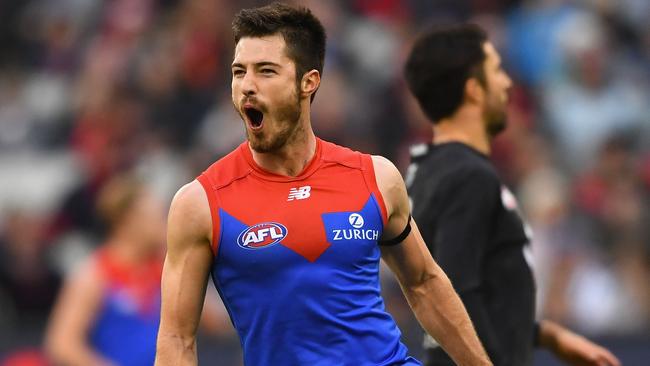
[
  {"left": 250, "top": 117, "right": 318, "bottom": 177},
  {"left": 432, "top": 107, "right": 491, "bottom": 155}
]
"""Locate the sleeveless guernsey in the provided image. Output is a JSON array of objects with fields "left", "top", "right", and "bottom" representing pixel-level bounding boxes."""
[{"left": 197, "top": 138, "right": 420, "bottom": 366}]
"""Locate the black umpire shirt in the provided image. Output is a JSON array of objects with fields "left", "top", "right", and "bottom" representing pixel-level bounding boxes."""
[{"left": 406, "top": 142, "right": 536, "bottom": 366}]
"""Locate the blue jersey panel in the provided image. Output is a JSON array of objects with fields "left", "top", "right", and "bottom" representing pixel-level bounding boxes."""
[
  {"left": 90, "top": 292, "right": 160, "bottom": 366},
  {"left": 212, "top": 195, "right": 419, "bottom": 366}
]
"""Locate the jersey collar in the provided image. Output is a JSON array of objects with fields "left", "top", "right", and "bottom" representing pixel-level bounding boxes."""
[{"left": 240, "top": 138, "right": 323, "bottom": 182}]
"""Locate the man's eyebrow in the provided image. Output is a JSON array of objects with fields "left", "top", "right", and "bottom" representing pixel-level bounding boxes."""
[
  {"left": 231, "top": 61, "right": 282, "bottom": 68},
  {"left": 256, "top": 61, "right": 281, "bottom": 68}
]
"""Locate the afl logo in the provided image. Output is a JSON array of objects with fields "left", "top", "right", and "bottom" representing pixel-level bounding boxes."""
[{"left": 237, "top": 222, "right": 288, "bottom": 249}]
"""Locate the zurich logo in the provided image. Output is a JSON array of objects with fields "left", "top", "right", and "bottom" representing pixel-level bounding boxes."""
[
  {"left": 348, "top": 213, "right": 364, "bottom": 228},
  {"left": 237, "top": 222, "right": 288, "bottom": 249}
]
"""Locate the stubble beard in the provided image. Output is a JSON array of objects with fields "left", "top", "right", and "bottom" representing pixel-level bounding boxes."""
[
  {"left": 483, "top": 93, "right": 508, "bottom": 138},
  {"left": 244, "top": 91, "right": 302, "bottom": 153}
]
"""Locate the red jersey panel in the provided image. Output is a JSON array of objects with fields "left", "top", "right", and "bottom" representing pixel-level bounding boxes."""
[{"left": 196, "top": 138, "right": 420, "bottom": 366}]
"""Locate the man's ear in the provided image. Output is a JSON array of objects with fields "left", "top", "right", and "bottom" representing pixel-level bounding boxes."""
[
  {"left": 301, "top": 70, "right": 321, "bottom": 98},
  {"left": 464, "top": 77, "right": 484, "bottom": 105}
]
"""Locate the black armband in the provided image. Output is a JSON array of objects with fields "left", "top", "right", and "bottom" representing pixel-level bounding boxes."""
[{"left": 379, "top": 215, "right": 412, "bottom": 246}]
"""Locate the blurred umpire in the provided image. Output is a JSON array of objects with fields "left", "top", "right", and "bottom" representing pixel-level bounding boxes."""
[{"left": 403, "top": 24, "right": 620, "bottom": 366}]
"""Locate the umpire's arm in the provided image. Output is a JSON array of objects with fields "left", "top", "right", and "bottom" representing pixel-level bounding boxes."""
[
  {"left": 372, "top": 155, "right": 492, "bottom": 366},
  {"left": 155, "top": 181, "right": 214, "bottom": 366}
]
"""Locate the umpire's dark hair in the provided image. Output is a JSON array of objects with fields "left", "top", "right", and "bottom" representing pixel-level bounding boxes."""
[
  {"left": 232, "top": 2, "right": 326, "bottom": 102},
  {"left": 404, "top": 23, "right": 488, "bottom": 123}
]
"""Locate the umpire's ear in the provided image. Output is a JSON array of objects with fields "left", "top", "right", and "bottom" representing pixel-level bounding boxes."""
[{"left": 464, "top": 77, "right": 485, "bottom": 106}]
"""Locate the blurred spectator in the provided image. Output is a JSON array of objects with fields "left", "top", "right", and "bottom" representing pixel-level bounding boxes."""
[
  {"left": 542, "top": 11, "right": 649, "bottom": 171},
  {"left": 505, "top": 0, "right": 578, "bottom": 86},
  {"left": 0, "top": 210, "right": 61, "bottom": 352},
  {"left": 567, "top": 134, "right": 650, "bottom": 335}
]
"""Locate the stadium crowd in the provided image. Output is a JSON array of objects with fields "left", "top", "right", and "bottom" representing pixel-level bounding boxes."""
[{"left": 0, "top": 0, "right": 649, "bottom": 364}]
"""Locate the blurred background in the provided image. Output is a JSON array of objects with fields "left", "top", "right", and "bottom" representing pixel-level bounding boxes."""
[{"left": 0, "top": 0, "right": 649, "bottom": 365}]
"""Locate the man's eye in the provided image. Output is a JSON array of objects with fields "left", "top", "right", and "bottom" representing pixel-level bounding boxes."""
[
  {"left": 261, "top": 69, "right": 275, "bottom": 74},
  {"left": 233, "top": 69, "right": 245, "bottom": 77}
]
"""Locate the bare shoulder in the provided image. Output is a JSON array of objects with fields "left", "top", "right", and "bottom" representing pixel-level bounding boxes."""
[
  {"left": 168, "top": 180, "right": 212, "bottom": 248},
  {"left": 170, "top": 180, "right": 211, "bottom": 226},
  {"left": 371, "top": 155, "right": 402, "bottom": 181},
  {"left": 371, "top": 155, "right": 406, "bottom": 218},
  {"left": 65, "top": 255, "right": 105, "bottom": 295}
]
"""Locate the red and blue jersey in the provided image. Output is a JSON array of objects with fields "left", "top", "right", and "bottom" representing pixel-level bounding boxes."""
[
  {"left": 197, "top": 138, "right": 421, "bottom": 366},
  {"left": 89, "top": 249, "right": 162, "bottom": 366}
]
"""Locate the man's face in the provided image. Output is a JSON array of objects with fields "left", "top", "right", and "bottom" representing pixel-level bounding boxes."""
[
  {"left": 231, "top": 34, "right": 302, "bottom": 153},
  {"left": 480, "top": 42, "right": 512, "bottom": 137}
]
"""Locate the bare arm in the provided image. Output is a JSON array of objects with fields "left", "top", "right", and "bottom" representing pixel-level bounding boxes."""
[
  {"left": 154, "top": 181, "right": 215, "bottom": 366},
  {"left": 538, "top": 320, "right": 620, "bottom": 366},
  {"left": 372, "top": 155, "right": 491, "bottom": 366},
  {"left": 45, "top": 261, "right": 114, "bottom": 366}
]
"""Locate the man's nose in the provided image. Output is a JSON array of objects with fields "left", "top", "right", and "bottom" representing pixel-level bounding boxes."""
[
  {"left": 504, "top": 72, "right": 513, "bottom": 90},
  {"left": 241, "top": 72, "right": 257, "bottom": 96}
]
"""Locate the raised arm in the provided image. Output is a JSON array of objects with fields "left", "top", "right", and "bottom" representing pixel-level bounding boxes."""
[
  {"left": 154, "top": 181, "right": 215, "bottom": 366},
  {"left": 372, "top": 155, "right": 492, "bottom": 366}
]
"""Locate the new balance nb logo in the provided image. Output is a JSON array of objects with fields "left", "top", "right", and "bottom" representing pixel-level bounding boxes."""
[{"left": 287, "top": 186, "right": 311, "bottom": 201}]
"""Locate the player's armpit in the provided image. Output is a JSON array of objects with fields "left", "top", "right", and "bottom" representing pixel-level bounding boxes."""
[{"left": 155, "top": 180, "right": 215, "bottom": 366}]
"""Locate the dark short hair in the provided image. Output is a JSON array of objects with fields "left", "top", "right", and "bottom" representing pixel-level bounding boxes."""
[
  {"left": 232, "top": 2, "right": 326, "bottom": 100},
  {"left": 404, "top": 24, "right": 487, "bottom": 123}
]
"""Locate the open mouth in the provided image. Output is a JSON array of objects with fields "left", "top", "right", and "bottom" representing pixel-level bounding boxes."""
[{"left": 244, "top": 107, "right": 264, "bottom": 129}]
